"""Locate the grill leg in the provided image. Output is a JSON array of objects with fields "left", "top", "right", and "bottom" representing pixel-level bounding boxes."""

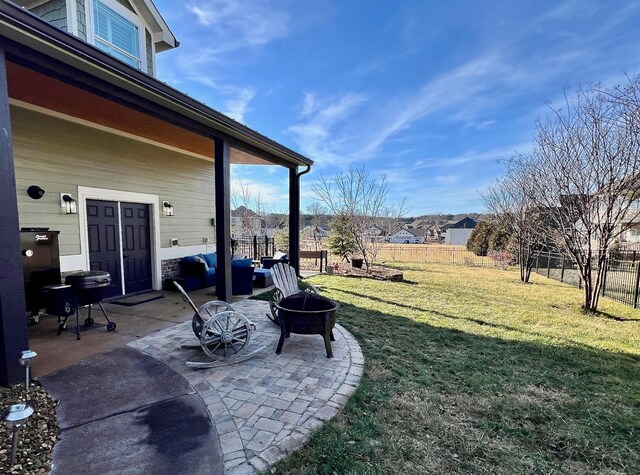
[
  {"left": 98, "top": 302, "right": 116, "bottom": 332},
  {"left": 75, "top": 306, "right": 81, "bottom": 340},
  {"left": 98, "top": 302, "right": 110, "bottom": 323}
]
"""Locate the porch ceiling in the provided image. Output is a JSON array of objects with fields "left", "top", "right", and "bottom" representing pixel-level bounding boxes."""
[{"left": 8, "top": 61, "right": 279, "bottom": 166}]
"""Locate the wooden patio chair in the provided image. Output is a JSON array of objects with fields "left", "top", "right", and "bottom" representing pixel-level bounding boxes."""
[{"left": 267, "top": 262, "right": 318, "bottom": 324}]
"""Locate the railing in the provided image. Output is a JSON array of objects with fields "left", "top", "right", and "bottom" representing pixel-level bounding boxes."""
[
  {"left": 533, "top": 252, "right": 640, "bottom": 308},
  {"left": 232, "top": 236, "right": 275, "bottom": 260}
]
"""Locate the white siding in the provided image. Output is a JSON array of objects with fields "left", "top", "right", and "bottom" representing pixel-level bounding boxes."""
[{"left": 444, "top": 229, "right": 474, "bottom": 246}]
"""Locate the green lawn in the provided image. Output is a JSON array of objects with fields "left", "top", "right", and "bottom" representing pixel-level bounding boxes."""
[{"left": 267, "top": 263, "right": 640, "bottom": 474}]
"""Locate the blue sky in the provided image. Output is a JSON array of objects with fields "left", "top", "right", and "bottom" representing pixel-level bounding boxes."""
[{"left": 154, "top": 0, "right": 640, "bottom": 216}]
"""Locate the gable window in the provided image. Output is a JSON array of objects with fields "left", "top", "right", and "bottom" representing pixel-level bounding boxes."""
[{"left": 93, "top": 0, "right": 141, "bottom": 69}]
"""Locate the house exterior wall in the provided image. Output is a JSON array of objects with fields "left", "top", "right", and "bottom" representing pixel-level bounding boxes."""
[
  {"left": 76, "top": 0, "right": 87, "bottom": 40},
  {"left": 31, "top": 0, "right": 68, "bottom": 31},
  {"left": 11, "top": 106, "right": 216, "bottom": 277},
  {"left": 388, "top": 230, "right": 421, "bottom": 244},
  {"left": 444, "top": 228, "right": 474, "bottom": 246}
]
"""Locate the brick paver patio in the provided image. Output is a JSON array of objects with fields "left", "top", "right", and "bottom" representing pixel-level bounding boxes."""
[{"left": 128, "top": 299, "right": 363, "bottom": 474}]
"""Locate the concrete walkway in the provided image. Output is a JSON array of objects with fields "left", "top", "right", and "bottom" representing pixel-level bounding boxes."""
[
  {"left": 40, "top": 347, "right": 224, "bottom": 474},
  {"left": 40, "top": 299, "right": 363, "bottom": 474}
]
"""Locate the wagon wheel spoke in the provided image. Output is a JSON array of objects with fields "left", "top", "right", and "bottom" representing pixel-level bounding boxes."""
[{"left": 202, "top": 335, "right": 223, "bottom": 345}]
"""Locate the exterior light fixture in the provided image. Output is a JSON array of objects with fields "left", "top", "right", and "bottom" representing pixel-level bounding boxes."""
[
  {"left": 60, "top": 193, "right": 78, "bottom": 214},
  {"left": 4, "top": 404, "right": 34, "bottom": 465},
  {"left": 19, "top": 349, "right": 37, "bottom": 392},
  {"left": 27, "top": 185, "right": 45, "bottom": 199},
  {"left": 163, "top": 201, "right": 174, "bottom": 216}
]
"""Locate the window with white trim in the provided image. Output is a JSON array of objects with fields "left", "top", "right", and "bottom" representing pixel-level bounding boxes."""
[{"left": 92, "top": 0, "right": 141, "bottom": 69}]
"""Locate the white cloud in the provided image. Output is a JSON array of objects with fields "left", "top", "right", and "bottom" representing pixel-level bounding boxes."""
[
  {"left": 435, "top": 174, "right": 461, "bottom": 185},
  {"left": 184, "top": 0, "right": 290, "bottom": 63},
  {"left": 286, "top": 93, "right": 368, "bottom": 165}
]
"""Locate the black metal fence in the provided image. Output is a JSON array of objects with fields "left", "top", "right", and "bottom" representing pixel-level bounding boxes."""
[
  {"left": 232, "top": 236, "right": 276, "bottom": 260},
  {"left": 533, "top": 252, "right": 640, "bottom": 308}
]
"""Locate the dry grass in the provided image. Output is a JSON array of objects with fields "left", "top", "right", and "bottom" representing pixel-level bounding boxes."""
[{"left": 269, "top": 263, "right": 640, "bottom": 474}]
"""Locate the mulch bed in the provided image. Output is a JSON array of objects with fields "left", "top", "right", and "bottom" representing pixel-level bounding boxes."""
[
  {"left": 329, "top": 264, "right": 404, "bottom": 281},
  {"left": 0, "top": 381, "right": 58, "bottom": 474}
]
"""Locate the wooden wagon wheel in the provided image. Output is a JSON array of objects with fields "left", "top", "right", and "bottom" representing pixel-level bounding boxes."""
[
  {"left": 268, "top": 288, "right": 283, "bottom": 324},
  {"left": 200, "top": 311, "right": 253, "bottom": 359},
  {"left": 192, "top": 300, "right": 234, "bottom": 338}
]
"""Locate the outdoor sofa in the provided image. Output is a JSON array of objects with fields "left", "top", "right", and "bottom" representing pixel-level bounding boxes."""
[{"left": 181, "top": 252, "right": 255, "bottom": 295}]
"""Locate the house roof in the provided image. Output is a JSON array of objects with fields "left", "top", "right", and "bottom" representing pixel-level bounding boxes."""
[
  {"left": 0, "top": 1, "right": 312, "bottom": 168},
  {"left": 446, "top": 217, "right": 478, "bottom": 229}
]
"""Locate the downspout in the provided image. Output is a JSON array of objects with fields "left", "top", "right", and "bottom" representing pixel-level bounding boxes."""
[{"left": 290, "top": 165, "right": 311, "bottom": 278}]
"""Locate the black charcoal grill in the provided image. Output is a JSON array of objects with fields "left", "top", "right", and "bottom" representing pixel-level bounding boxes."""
[{"left": 55, "top": 270, "right": 116, "bottom": 340}]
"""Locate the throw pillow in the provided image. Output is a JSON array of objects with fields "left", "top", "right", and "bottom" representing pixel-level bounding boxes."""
[
  {"left": 193, "top": 255, "right": 209, "bottom": 270},
  {"left": 203, "top": 252, "right": 217, "bottom": 269},
  {"left": 273, "top": 251, "right": 287, "bottom": 260}
]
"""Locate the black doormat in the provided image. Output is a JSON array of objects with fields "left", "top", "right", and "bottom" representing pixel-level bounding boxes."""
[{"left": 109, "top": 292, "right": 165, "bottom": 307}]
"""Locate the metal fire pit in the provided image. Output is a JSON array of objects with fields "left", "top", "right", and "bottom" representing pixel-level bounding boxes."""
[
  {"left": 60, "top": 270, "right": 116, "bottom": 340},
  {"left": 274, "top": 292, "right": 339, "bottom": 358}
]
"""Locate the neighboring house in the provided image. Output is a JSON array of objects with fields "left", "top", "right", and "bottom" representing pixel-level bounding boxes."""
[
  {"left": 387, "top": 227, "right": 426, "bottom": 244},
  {"left": 301, "top": 225, "right": 329, "bottom": 241},
  {"left": 616, "top": 199, "right": 640, "bottom": 248},
  {"left": 0, "top": 2, "right": 312, "bottom": 384},
  {"left": 441, "top": 217, "right": 478, "bottom": 245},
  {"left": 231, "top": 206, "right": 267, "bottom": 237}
]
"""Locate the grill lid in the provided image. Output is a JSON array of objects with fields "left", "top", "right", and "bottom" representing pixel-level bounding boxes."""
[{"left": 65, "top": 270, "right": 111, "bottom": 289}]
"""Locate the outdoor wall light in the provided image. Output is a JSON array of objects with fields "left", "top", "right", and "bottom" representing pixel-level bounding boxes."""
[
  {"left": 4, "top": 404, "right": 34, "bottom": 465},
  {"left": 19, "top": 349, "right": 37, "bottom": 393},
  {"left": 60, "top": 193, "right": 77, "bottom": 214},
  {"left": 163, "top": 201, "right": 174, "bottom": 216},
  {"left": 27, "top": 185, "right": 45, "bottom": 200}
]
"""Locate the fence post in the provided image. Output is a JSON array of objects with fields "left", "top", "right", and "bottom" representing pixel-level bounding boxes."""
[
  {"left": 252, "top": 235, "right": 258, "bottom": 260},
  {"left": 536, "top": 255, "right": 539, "bottom": 273},
  {"left": 633, "top": 263, "right": 640, "bottom": 309},
  {"left": 560, "top": 257, "right": 565, "bottom": 283},
  {"left": 547, "top": 251, "right": 551, "bottom": 278}
]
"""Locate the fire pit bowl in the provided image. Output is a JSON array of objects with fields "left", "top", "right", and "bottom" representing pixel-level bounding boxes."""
[{"left": 274, "top": 292, "right": 339, "bottom": 358}]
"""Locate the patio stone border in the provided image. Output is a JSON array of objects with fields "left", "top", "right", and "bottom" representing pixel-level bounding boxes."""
[{"left": 128, "top": 300, "right": 363, "bottom": 474}]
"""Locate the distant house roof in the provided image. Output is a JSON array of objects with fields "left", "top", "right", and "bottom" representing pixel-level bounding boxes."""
[
  {"left": 444, "top": 217, "right": 478, "bottom": 230},
  {"left": 407, "top": 228, "right": 426, "bottom": 238}
]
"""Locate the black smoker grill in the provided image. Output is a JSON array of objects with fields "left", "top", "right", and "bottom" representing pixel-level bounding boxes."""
[
  {"left": 21, "top": 229, "right": 116, "bottom": 340},
  {"left": 60, "top": 271, "right": 117, "bottom": 340}
]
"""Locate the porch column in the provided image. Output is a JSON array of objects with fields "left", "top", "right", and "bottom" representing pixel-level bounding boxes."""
[
  {"left": 0, "top": 49, "right": 29, "bottom": 386},
  {"left": 289, "top": 166, "right": 300, "bottom": 274},
  {"left": 214, "top": 137, "right": 232, "bottom": 302}
]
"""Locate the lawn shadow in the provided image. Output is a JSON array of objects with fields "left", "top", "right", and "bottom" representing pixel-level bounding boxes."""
[{"left": 276, "top": 296, "right": 640, "bottom": 474}]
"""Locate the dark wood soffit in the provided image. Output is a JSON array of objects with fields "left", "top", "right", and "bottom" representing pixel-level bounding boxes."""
[{"left": 8, "top": 61, "right": 215, "bottom": 158}]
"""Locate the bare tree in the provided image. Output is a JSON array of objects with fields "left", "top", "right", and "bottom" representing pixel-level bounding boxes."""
[
  {"left": 482, "top": 157, "right": 545, "bottom": 283},
  {"left": 313, "top": 166, "right": 407, "bottom": 270},
  {"left": 306, "top": 203, "right": 327, "bottom": 250},
  {"left": 524, "top": 78, "right": 640, "bottom": 311},
  {"left": 231, "top": 181, "right": 266, "bottom": 237}
]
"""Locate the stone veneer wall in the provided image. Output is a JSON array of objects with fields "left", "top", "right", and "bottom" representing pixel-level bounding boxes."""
[{"left": 161, "top": 258, "right": 184, "bottom": 281}]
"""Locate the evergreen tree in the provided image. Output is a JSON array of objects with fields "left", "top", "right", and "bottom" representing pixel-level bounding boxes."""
[{"left": 328, "top": 216, "right": 358, "bottom": 262}]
